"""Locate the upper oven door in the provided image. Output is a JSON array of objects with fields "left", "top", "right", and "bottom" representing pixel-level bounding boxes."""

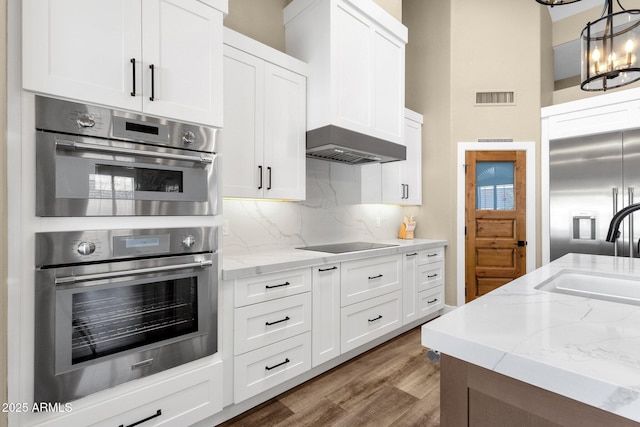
[{"left": 36, "top": 132, "right": 218, "bottom": 216}]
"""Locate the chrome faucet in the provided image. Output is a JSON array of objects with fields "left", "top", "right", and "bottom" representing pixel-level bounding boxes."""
[{"left": 606, "top": 202, "right": 640, "bottom": 242}]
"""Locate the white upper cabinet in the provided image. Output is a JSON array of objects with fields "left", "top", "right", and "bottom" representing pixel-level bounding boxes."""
[
  {"left": 22, "top": 0, "right": 226, "bottom": 127},
  {"left": 284, "top": 0, "right": 407, "bottom": 144},
  {"left": 222, "top": 28, "right": 307, "bottom": 200},
  {"left": 382, "top": 109, "right": 423, "bottom": 205}
]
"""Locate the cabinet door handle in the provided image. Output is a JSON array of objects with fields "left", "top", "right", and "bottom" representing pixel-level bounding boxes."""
[
  {"left": 368, "top": 274, "right": 383, "bottom": 280},
  {"left": 130, "top": 58, "right": 136, "bottom": 96},
  {"left": 265, "top": 316, "right": 290, "bottom": 326},
  {"left": 265, "top": 281, "right": 289, "bottom": 289},
  {"left": 258, "top": 165, "right": 263, "bottom": 190},
  {"left": 368, "top": 315, "right": 383, "bottom": 322},
  {"left": 428, "top": 298, "right": 438, "bottom": 304},
  {"left": 149, "top": 64, "right": 155, "bottom": 101},
  {"left": 406, "top": 184, "right": 409, "bottom": 199},
  {"left": 119, "top": 409, "right": 162, "bottom": 427},
  {"left": 318, "top": 266, "right": 338, "bottom": 272},
  {"left": 427, "top": 253, "right": 438, "bottom": 258},
  {"left": 427, "top": 274, "right": 438, "bottom": 279},
  {"left": 265, "top": 358, "right": 290, "bottom": 371},
  {"left": 267, "top": 166, "right": 272, "bottom": 190},
  {"left": 406, "top": 252, "right": 418, "bottom": 257}
]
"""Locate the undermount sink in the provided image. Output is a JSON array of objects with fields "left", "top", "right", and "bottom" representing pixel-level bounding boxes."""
[{"left": 535, "top": 269, "right": 640, "bottom": 306}]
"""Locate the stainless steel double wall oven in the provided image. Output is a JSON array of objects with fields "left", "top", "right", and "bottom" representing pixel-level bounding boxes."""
[{"left": 33, "top": 96, "right": 221, "bottom": 404}]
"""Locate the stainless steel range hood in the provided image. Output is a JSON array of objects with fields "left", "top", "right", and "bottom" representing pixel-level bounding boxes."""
[{"left": 306, "top": 125, "right": 406, "bottom": 165}]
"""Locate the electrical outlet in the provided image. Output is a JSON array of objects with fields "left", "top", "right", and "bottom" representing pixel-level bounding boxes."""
[{"left": 223, "top": 220, "right": 230, "bottom": 236}]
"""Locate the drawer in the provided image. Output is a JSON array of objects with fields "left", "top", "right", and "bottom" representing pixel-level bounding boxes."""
[
  {"left": 341, "top": 290, "right": 402, "bottom": 353},
  {"left": 86, "top": 361, "right": 222, "bottom": 427},
  {"left": 234, "top": 332, "right": 311, "bottom": 403},
  {"left": 418, "top": 262, "right": 444, "bottom": 292},
  {"left": 341, "top": 254, "right": 402, "bottom": 306},
  {"left": 418, "top": 287, "right": 444, "bottom": 318},
  {"left": 418, "top": 246, "right": 444, "bottom": 265},
  {"left": 234, "top": 268, "right": 311, "bottom": 307},
  {"left": 234, "top": 293, "right": 311, "bottom": 355}
]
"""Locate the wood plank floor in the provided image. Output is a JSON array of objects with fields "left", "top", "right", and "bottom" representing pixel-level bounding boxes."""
[{"left": 219, "top": 327, "right": 440, "bottom": 427}]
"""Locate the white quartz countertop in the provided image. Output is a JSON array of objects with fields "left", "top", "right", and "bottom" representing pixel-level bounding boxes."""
[
  {"left": 222, "top": 238, "right": 447, "bottom": 280},
  {"left": 421, "top": 253, "right": 640, "bottom": 422}
]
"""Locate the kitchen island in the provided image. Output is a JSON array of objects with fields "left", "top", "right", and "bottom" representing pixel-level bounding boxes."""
[{"left": 422, "top": 253, "right": 640, "bottom": 426}]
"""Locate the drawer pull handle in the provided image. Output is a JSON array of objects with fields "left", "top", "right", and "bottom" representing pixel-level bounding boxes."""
[
  {"left": 428, "top": 298, "right": 439, "bottom": 304},
  {"left": 368, "top": 274, "right": 383, "bottom": 280},
  {"left": 265, "top": 358, "right": 290, "bottom": 371},
  {"left": 265, "top": 316, "right": 290, "bottom": 326},
  {"left": 368, "top": 315, "right": 383, "bottom": 322},
  {"left": 427, "top": 274, "right": 438, "bottom": 279},
  {"left": 318, "top": 266, "right": 338, "bottom": 272},
  {"left": 406, "top": 252, "right": 418, "bottom": 257},
  {"left": 265, "top": 281, "right": 290, "bottom": 289},
  {"left": 427, "top": 253, "right": 439, "bottom": 258},
  {"left": 119, "top": 409, "right": 161, "bottom": 427}
]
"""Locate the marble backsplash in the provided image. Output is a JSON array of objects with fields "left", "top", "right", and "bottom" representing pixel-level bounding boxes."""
[{"left": 223, "top": 159, "right": 405, "bottom": 254}]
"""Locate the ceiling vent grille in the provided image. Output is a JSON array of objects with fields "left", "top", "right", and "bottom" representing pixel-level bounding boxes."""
[{"left": 475, "top": 91, "right": 516, "bottom": 106}]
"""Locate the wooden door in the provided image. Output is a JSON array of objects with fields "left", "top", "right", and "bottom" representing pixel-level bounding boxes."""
[{"left": 465, "top": 151, "right": 526, "bottom": 302}]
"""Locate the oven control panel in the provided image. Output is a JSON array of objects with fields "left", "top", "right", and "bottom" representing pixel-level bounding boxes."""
[{"left": 35, "top": 227, "right": 217, "bottom": 267}]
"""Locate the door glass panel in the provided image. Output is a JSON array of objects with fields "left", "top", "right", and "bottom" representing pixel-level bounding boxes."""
[
  {"left": 71, "top": 277, "right": 198, "bottom": 364},
  {"left": 476, "top": 161, "right": 515, "bottom": 210}
]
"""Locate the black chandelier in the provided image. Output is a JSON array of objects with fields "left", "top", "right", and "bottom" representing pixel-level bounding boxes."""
[{"left": 538, "top": 0, "right": 640, "bottom": 91}]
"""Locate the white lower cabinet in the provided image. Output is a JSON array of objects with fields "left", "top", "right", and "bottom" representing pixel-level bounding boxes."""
[
  {"left": 312, "top": 264, "right": 341, "bottom": 367},
  {"left": 341, "top": 290, "right": 403, "bottom": 353},
  {"left": 225, "top": 244, "right": 446, "bottom": 411},
  {"left": 31, "top": 360, "right": 223, "bottom": 427},
  {"left": 234, "top": 332, "right": 311, "bottom": 403},
  {"left": 234, "top": 293, "right": 312, "bottom": 355}
]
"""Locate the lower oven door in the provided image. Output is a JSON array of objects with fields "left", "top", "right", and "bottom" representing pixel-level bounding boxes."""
[
  {"left": 36, "top": 132, "right": 218, "bottom": 216},
  {"left": 34, "top": 253, "right": 217, "bottom": 403}
]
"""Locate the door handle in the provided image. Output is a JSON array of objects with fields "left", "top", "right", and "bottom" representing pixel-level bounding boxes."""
[
  {"left": 149, "top": 64, "right": 155, "bottom": 101},
  {"left": 258, "top": 165, "right": 263, "bottom": 190},
  {"left": 629, "top": 187, "right": 635, "bottom": 257},
  {"left": 516, "top": 241, "right": 527, "bottom": 247},
  {"left": 267, "top": 167, "right": 272, "bottom": 190},
  {"left": 130, "top": 58, "right": 136, "bottom": 96}
]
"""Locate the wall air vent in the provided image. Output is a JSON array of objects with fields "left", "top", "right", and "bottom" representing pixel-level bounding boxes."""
[{"left": 475, "top": 91, "right": 516, "bottom": 106}]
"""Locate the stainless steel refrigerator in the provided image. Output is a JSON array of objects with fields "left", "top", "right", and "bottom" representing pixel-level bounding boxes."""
[{"left": 550, "top": 129, "right": 640, "bottom": 261}]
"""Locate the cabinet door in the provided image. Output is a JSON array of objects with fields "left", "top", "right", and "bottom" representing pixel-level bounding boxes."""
[
  {"left": 222, "top": 46, "right": 265, "bottom": 198},
  {"left": 402, "top": 252, "right": 419, "bottom": 325},
  {"left": 403, "top": 116, "right": 422, "bottom": 205},
  {"left": 142, "top": 0, "right": 223, "bottom": 126},
  {"left": 23, "top": 0, "right": 142, "bottom": 111},
  {"left": 263, "top": 63, "right": 306, "bottom": 200},
  {"left": 382, "top": 161, "right": 404, "bottom": 204},
  {"left": 312, "top": 264, "right": 341, "bottom": 367}
]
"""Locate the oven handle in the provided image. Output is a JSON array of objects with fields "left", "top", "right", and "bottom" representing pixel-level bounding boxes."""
[
  {"left": 54, "top": 260, "right": 213, "bottom": 285},
  {"left": 55, "top": 139, "right": 214, "bottom": 165}
]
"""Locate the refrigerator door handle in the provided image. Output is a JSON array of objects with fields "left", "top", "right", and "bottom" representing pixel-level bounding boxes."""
[
  {"left": 629, "top": 187, "right": 635, "bottom": 257},
  {"left": 613, "top": 187, "right": 619, "bottom": 257}
]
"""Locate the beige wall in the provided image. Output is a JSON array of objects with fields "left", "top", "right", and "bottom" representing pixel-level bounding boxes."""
[
  {"left": 404, "top": 0, "right": 550, "bottom": 304},
  {"left": 224, "top": 0, "right": 401, "bottom": 52}
]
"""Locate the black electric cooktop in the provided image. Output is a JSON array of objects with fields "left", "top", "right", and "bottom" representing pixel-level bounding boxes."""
[{"left": 297, "top": 242, "right": 399, "bottom": 254}]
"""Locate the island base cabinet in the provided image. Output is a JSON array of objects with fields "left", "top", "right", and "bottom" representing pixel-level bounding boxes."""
[
  {"left": 440, "top": 354, "right": 639, "bottom": 427},
  {"left": 234, "top": 332, "right": 311, "bottom": 403}
]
